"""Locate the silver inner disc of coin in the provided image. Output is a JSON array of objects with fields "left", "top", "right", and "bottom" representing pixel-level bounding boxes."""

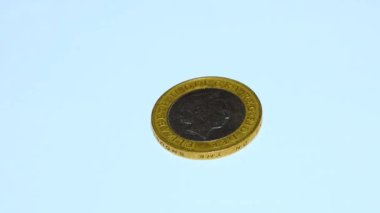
[{"left": 168, "top": 88, "right": 246, "bottom": 141}]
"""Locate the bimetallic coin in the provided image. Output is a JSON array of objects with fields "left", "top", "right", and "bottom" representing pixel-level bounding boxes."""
[{"left": 151, "top": 76, "right": 262, "bottom": 159}]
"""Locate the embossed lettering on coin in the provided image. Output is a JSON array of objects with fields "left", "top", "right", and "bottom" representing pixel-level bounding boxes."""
[{"left": 168, "top": 88, "right": 245, "bottom": 141}]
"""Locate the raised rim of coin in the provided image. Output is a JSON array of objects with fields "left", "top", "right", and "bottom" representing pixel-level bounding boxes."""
[{"left": 151, "top": 76, "right": 262, "bottom": 159}]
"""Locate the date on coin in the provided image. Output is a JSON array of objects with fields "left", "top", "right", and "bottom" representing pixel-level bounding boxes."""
[{"left": 151, "top": 77, "right": 262, "bottom": 159}]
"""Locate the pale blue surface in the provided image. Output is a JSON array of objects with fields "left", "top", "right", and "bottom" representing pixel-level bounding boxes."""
[{"left": 1, "top": 1, "right": 379, "bottom": 212}]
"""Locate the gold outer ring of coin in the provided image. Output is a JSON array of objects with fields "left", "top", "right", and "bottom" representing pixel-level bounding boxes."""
[{"left": 151, "top": 76, "right": 262, "bottom": 160}]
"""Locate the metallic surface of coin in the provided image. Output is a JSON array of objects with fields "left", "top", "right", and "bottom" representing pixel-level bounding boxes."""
[
  {"left": 168, "top": 88, "right": 246, "bottom": 141},
  {"left": 151, "top": 76, "right": 262, "bottom": 159}
]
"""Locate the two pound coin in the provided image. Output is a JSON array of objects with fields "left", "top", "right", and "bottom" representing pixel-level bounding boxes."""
[{"left": 151, "top": 76, "right": 262, "bottom": 160}]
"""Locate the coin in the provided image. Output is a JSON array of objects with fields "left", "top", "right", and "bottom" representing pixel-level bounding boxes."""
[{"left": 151, "top": 76, "right": 262, "bottom": 159}]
